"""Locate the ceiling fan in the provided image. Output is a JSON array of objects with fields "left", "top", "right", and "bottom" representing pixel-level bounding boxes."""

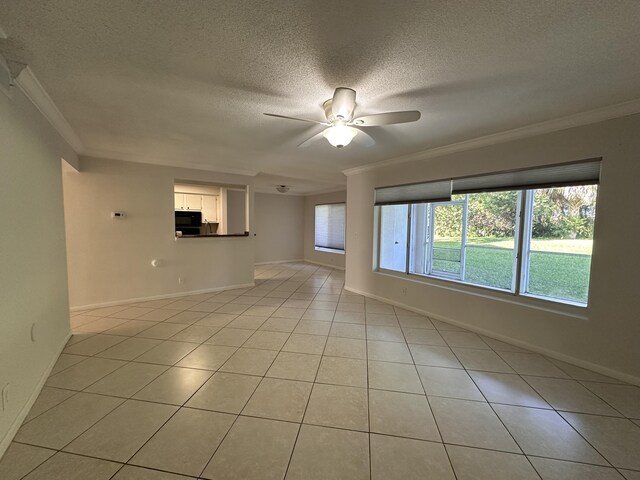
[{"left": 264, "top": 87, "right": 421, "bottom": 148}]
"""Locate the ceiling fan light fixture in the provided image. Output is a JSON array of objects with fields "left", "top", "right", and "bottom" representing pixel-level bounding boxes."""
[
  {"left": 265, "top": 87, "right": 420, "bottom": 149},
  {"left": 323, "top": 125, "right": 357, "bottom": 148}
]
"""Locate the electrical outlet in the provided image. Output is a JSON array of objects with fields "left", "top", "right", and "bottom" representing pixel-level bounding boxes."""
[
  {"left": 401, "top": 287, "right": 407, "bottom": 296},
  {"left": 1, "top": 384, "right": 9, "bottom": 412}
]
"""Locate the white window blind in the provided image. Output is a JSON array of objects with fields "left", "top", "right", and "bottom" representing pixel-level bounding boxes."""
[
  {"left": 315, "top": 203, "right": 345, "bottom": 251},
  {"left": 374, "top": 159, "right": 600, "bottom": 203},
  {"left": 452, "top": 159, "right": 601, "bottom": 194},
  {"left": 374, "top": 180, "right": 452, "bottom": 206}
]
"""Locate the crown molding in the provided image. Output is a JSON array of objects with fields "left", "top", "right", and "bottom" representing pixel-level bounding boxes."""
[
  {"left": 14, "top": 66, "right": 84, "bottom": 152},
  {"left": 82, "top": 148, "right": 260, "bottom": 177},
  {"left": 0, "top": 55, "right": 13, "bottom": 99},
  {"left": 342, "top": 98, "right": 640, "bottom": 177}
]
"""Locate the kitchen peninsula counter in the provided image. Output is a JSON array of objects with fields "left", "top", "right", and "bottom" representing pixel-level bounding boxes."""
[{"left": 177, "top": 232, "right": 250, "bottom": 238}]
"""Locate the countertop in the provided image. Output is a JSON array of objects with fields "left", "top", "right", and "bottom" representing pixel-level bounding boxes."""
[{"left": 177, "top": 232, "right": 250, "bottom": 238}]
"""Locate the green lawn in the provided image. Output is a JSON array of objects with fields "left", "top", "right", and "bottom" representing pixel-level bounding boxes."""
[
  {"left": 432, "top": 237, "right": 592, "bottom": 304},
  {"left": 465, "top": 237, "right": 593, "bottom": 255}
]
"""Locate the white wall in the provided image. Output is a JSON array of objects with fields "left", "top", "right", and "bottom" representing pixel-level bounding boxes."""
[
  {"left": 226, "top": 189, "right": 247, "bottom": 234},
  {"left": 0, "top": 87, "right": 77, "bottom": 455},
  {"left": 63, "top": 157, "right": 255, "bottom": 308},
  {"left": 174, "top": 183, "right": 221, "bottom": 195},
  {"left": 254, "top": 193, "right": 304, "bottom": 263},
  {"left": 346, "top": 114, "right": 640, "bottom": 383},
  {"left": 304, "top": 191, "right": 347, "bottom": 269}
]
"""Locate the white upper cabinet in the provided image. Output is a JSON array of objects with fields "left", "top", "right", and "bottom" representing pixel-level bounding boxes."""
[
  {"left": 184, "top": 194, "right": 203, "bottom": 210},
  {"left": 175, "top": 191, "right": 219, "bottom": 219},
  {"left": 174, "top": 193, "right": 201, "bottom": 210},
  {"left": 202, "top": 195, "right": 218, "bottom": 222},
  {"left": 174, "top": 193, "right": 185, "bottom": 210}
]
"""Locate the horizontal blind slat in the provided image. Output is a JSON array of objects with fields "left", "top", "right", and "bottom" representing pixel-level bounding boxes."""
[
  {"left": 315, "top": 204, "right": 345, "bottom": 250},
  {"left": 452, "top": 159, "right": 601, "bottom": 194},
  {"left": 375, "top": 180, "right": 452, "bottom": 206}
]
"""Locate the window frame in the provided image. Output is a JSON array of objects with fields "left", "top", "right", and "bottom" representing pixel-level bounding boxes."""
[
  {"left": 426, "top": 197, "right": 468, "bottom": 280},
  {"left": 518, "top": 189, "right": 595, "bottom": 308},
  {"left": 314, "top": 202, "right": 346, "bottom": 254},
  {"left": 375, "top": 186, "right": 596, "bottom": 308}
]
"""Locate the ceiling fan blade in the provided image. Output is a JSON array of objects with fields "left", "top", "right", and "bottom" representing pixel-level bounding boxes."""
[
  {"left": 352, "top": 128, "right": 376, "bottom": 147},
  {"left": 297, "top": 130, "right": 327, "bottom": 148},
  {"left": 331, "top": 87, "right": 357, "bottom": 120},
  {"left": 263, "top": 113, "right": 328, "bottom": 125},
  {"left": 351, "top": 110, "right": 421, "bottom": 126}
]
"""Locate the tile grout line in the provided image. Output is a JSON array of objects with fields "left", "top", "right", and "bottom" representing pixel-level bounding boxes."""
[
  {"left": 121, "top": 266, "right": 318, "bottom": 478},
  {"left": 281, "top": 267, "right": 338, "bottom": 480},
  {"left": 454, "top": 339, "right": 624, "bottom": 472},
  {"left": 196, "top": 309, "right": 303, "bottom": 477},
  {"left": 50, "top": 326, "right": 640, "bottom": 422},
  {"left": 65, "top": 331, "right": 636, "bottom": 415},
  {"left": 15, "top": 428, "right": 634, "bottom": 476},
  {"left": 19, "top": 389, "right": 82, "bottom": 427},
  {"left": 449, "top": 345, "right": 545, "bottom": 478},
  {"left": 11, "top": 444, "right": 59, "bottom": 480},
  {"left": 26, "top": 380, "right": 636, "bottom": 437},
  {"left": 198, "top": 264, "right": 340, "bottom": 478},
  {"left": 446, "top": 327, "right": 638, "bottom": 468},
  {"left": 400, "top": 306, "right": 460, "bottom": 480},
  {"left": 574, "top": 379, "right": 631, "bottom": 418},
  {"left": 519, "top": 374, "right": 627, "bottom": 419},
  {"left": 491, "top": 351, "right": 619, "bottom": 468},
  {"left": 363, "top": 295, "right": 373, "bottom": 480},
  {"left": 18, "top": 263, "right": 638, "bottom": 477},
  {"left": 28, "top": 265, "right": 307, "bottom": 478}
]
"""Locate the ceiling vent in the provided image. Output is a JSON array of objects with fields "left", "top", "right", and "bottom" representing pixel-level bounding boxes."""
[{"left": 276, "top": 185, "right": 290, "bottom": 193}]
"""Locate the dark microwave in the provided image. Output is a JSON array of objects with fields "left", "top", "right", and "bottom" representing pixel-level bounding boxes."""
[{"left": 175, "top": 211, "right": 202, "bottom": 228}]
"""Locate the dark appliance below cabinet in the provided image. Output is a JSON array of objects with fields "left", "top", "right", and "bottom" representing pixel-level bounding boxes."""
[{"left": 175, "top": 211, "right": 202, "bottom": 235}]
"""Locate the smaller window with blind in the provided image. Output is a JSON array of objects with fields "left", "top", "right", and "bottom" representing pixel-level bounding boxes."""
[
  {"left": 375, "top": 159, "right": 600, "bottom": 306},
  {"left": 315, "top": 203, "right": 346, "bottom": 253}
]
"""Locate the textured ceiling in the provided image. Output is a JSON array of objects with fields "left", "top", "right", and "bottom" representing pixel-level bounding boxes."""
[{"left": 2, "top": 1, "right": 640, "bottom": 191}]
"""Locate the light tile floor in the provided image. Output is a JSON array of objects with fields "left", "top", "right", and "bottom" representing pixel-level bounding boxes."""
[{"left": 1, "top": 262, "right": 639, "bottom": 479}]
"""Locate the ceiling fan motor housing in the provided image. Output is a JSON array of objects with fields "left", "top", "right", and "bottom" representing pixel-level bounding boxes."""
[{"left": 331, "top": 87, "right": 357, "bottom": 121}]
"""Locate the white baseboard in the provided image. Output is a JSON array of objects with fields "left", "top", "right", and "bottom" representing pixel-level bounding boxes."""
[
  {"left": 303, "top": 259, "right": 346, "bottom": 271},
  {"left": 0, "top": 330, "right": 72, "bottom": 458},
  {"left": 344, "top": 285, "right": 640, "bottom": 386},
  {"left": 254, "top": 259, "right": 304, "bottom": 266},
  {"left": 70, "top": 282, "right": 256, "bottom": 312}
]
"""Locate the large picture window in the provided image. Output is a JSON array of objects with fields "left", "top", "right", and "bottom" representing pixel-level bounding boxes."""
[
  {"left": 375, "top": 161, "right": 600, "bottom": 306},
  {"left": 315, "top": 203, "right": 346, "bottom": 253}
]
